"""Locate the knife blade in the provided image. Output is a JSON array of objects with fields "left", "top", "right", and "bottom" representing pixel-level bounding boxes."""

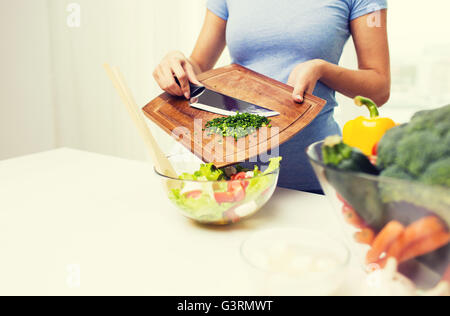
[{"left": 176, "top": 78, "right": 280, "bottom": 117}]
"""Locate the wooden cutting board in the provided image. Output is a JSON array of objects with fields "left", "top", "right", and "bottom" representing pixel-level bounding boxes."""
[{"left": 143, "top": 64, "right": 326, "bottom": 168}]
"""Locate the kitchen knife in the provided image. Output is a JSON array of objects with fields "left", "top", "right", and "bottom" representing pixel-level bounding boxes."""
[{"left": 176, "top": 78, "right": 280, "bottom": 117}]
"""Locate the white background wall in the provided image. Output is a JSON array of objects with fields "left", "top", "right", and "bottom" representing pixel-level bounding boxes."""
[
  {"left": 0, "top": 0, "right": 55, "bottom": 160},
  {"left": 336, "top": 0, "right": 450, "bottom": 126},
  {"left": 1, "top": 0, "right": 450, "bottom": 162},
  {"left": 47, "top": 0, "right": 213, "bottom": 161}
]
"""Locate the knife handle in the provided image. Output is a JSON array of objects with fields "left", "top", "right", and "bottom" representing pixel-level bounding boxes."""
[{"left": 174, "top": 76, "right": 205, "bottom": 98}]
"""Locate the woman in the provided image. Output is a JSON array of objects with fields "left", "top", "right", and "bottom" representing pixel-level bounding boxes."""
[{"left": 153, "top": 0, "right": 390, "bottom": 193}]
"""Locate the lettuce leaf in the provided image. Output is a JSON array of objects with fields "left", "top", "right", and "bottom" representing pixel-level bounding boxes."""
[
  {"left": 245, "top": 157, "right": 282, "bottom": 200},
  {"left": 169, "top": 188, "right": 231, "bottom": 222},
  {"left": 179, "top": 163, "right": 224, "bottom": 181},
  {"left": 263, "top": 157, "right": 283, "bottom": 175}
]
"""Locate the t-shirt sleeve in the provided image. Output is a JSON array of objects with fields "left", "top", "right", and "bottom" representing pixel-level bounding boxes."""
[
  {"left": 207, "top": 0, "right": 229, "bottom": 20},
  {"left": 348, "top": 0, "right": 388, "bottom": 21}
]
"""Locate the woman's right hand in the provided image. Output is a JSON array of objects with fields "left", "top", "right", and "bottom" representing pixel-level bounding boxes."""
[{"left": 153, "top": 51, "right": 202, "bottom": 99}]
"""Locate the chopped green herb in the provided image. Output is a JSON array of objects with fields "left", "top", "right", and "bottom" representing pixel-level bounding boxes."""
[{"left": 205, "top": 113, "right": 272, "bottom": 141}]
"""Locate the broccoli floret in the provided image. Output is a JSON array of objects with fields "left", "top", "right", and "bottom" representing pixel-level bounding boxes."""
[
  {"left": 407, "top": 104, "right": 450, "bottom": 134},
  {"left": 322, "top": 136, "right": 379, "bottom": 175},
  {"left": 395, "top": 131, "right": 449, "bottom": 177},
  {"left": 380, "top": 165, "right": 414, "bottom": 181},
  {"left": 373, "top": 105, "right": 450, "bottom": 227},
  {"left": 322, "top": 135, "right": 353, "bottom": 166},
  {"left": 434, "top": 122, "right": 450, "bottom": 137},
  {"left": 377, "top": 104, "right": 450, "bottom": 188},
  {"left": 420, "top": 158, "right": 450, "bottom": 187},
  {"left": 377, "top": 124, "right": 407, "bottom": 169}
]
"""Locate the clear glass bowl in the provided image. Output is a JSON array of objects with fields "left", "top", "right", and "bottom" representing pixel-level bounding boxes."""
[
  {"left": 307, "top": 141, "right": 450, "bottom": 294},
  {"left": 241, "top": 228, "right": 350, "bottom": 296},
  {"left": 155, "top": 155, "right": 280, "bottom": 225}
]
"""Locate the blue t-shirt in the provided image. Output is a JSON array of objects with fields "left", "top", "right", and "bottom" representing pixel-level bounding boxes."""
[{"left": 207, "top": 0, "right": 388, "bottom": 192}]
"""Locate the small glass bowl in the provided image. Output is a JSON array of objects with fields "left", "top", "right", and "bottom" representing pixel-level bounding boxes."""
[{"left": 241, "top": 228, "right": 350, "bottom": 296}]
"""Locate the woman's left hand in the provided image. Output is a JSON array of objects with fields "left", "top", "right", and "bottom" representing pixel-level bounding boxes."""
[{"left": 287, "top": 59, "right": 325, "bottom": 103}]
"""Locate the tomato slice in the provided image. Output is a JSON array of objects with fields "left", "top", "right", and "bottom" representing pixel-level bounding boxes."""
[
  {"left": 233, "top": 184, "right": 246, "bottom": 202},
  {"left": 215, "top": 180, "right": 247, "bottom": 204},
  {"left": 228, "top": 181, "right": 246, "bottom": 202},
  {"left": 230, "top": 173, "right": 250, "bottom": 191},
  {"left": 214, "top": 192, "right": 235, "bottom": 204},
  {"left": 184, "top": 190, "right": 202, "bottom": 199},
  {"left": 231, "top": 172, "right": 247, "bottom": 180}
]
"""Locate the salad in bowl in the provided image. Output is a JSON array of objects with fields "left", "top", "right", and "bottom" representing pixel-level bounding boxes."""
[{"left": 155, "top": 157, "right": 281, "bottom": 225}]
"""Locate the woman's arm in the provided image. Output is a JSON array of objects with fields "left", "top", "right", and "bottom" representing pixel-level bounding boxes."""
[
  {"left": 288, "top": 10, "right": 391, "bottom": 106},
  {"left": 190, "top": 10, "right": 227, "bottom": 74},
  {"left": 153, "top": 10, "right": 226, "bottom": 98}
]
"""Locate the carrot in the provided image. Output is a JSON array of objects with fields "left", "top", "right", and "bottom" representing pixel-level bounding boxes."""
[
  {"left": 355, "top": 228, "right": 376, "bottom": 245},
  {"left": 343, "top": 205, "right": 366, "bottom": 229},
  {"left": 399, "top": 231, "right": 450, "bottom": 263},
  {"left": 366, "top": 221, "right": 405, "bottom": 264},
  {"left": 402, "top": 216, "right": 447, "bottom": 244},
  {"left": 385, "top": 216, "right": 448, "bottom": 263},
  {"left": 375, "top": 257, "right": 388, "bottom": 269},
  {"left": 385, "top": 233, "right": 408, "bottom": 261}
]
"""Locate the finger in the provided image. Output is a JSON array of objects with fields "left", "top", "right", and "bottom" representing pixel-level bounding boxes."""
[
  {"left": 152, "top": 68, "right": 159, "bottom": 80},
  {"left": 183, "top": 63, "right": 202, "bottom": 85},
  {"left": 155, "top": 67, "right": 176, "bottom": 95},
  {"left": 292, "top": 83, "right": 307, "bottom": 103},
  {"left": 171, "top": 62, "right": 191, "bottom": 99},
  {"left": 287, "top": 72, "right": 297, "bottom": 87},
  {"left": 160, "top": 64, "right": 183, "bottom": 96},
  {"left": 153, "top": 68, "right": 162, "bottom": 88},
  {"left": 154, "top": 67, "right": 169, "bottom": 92}
]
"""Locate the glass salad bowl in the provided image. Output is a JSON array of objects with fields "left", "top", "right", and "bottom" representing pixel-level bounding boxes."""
[
  {"left": 307, "top": 141, "right": 450, "bottom": 295},
  {"left": 155, "top": 154, "right": 280, "bottom": 225}
]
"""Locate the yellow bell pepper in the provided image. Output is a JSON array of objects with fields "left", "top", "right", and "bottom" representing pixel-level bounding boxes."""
[{"left": 343, "top": 96, "right": 396, "bottom": 156}]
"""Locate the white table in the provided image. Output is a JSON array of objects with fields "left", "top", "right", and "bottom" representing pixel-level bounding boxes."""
[{"left": 0, "top": 149, "right": 366, "bottom": 295}]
